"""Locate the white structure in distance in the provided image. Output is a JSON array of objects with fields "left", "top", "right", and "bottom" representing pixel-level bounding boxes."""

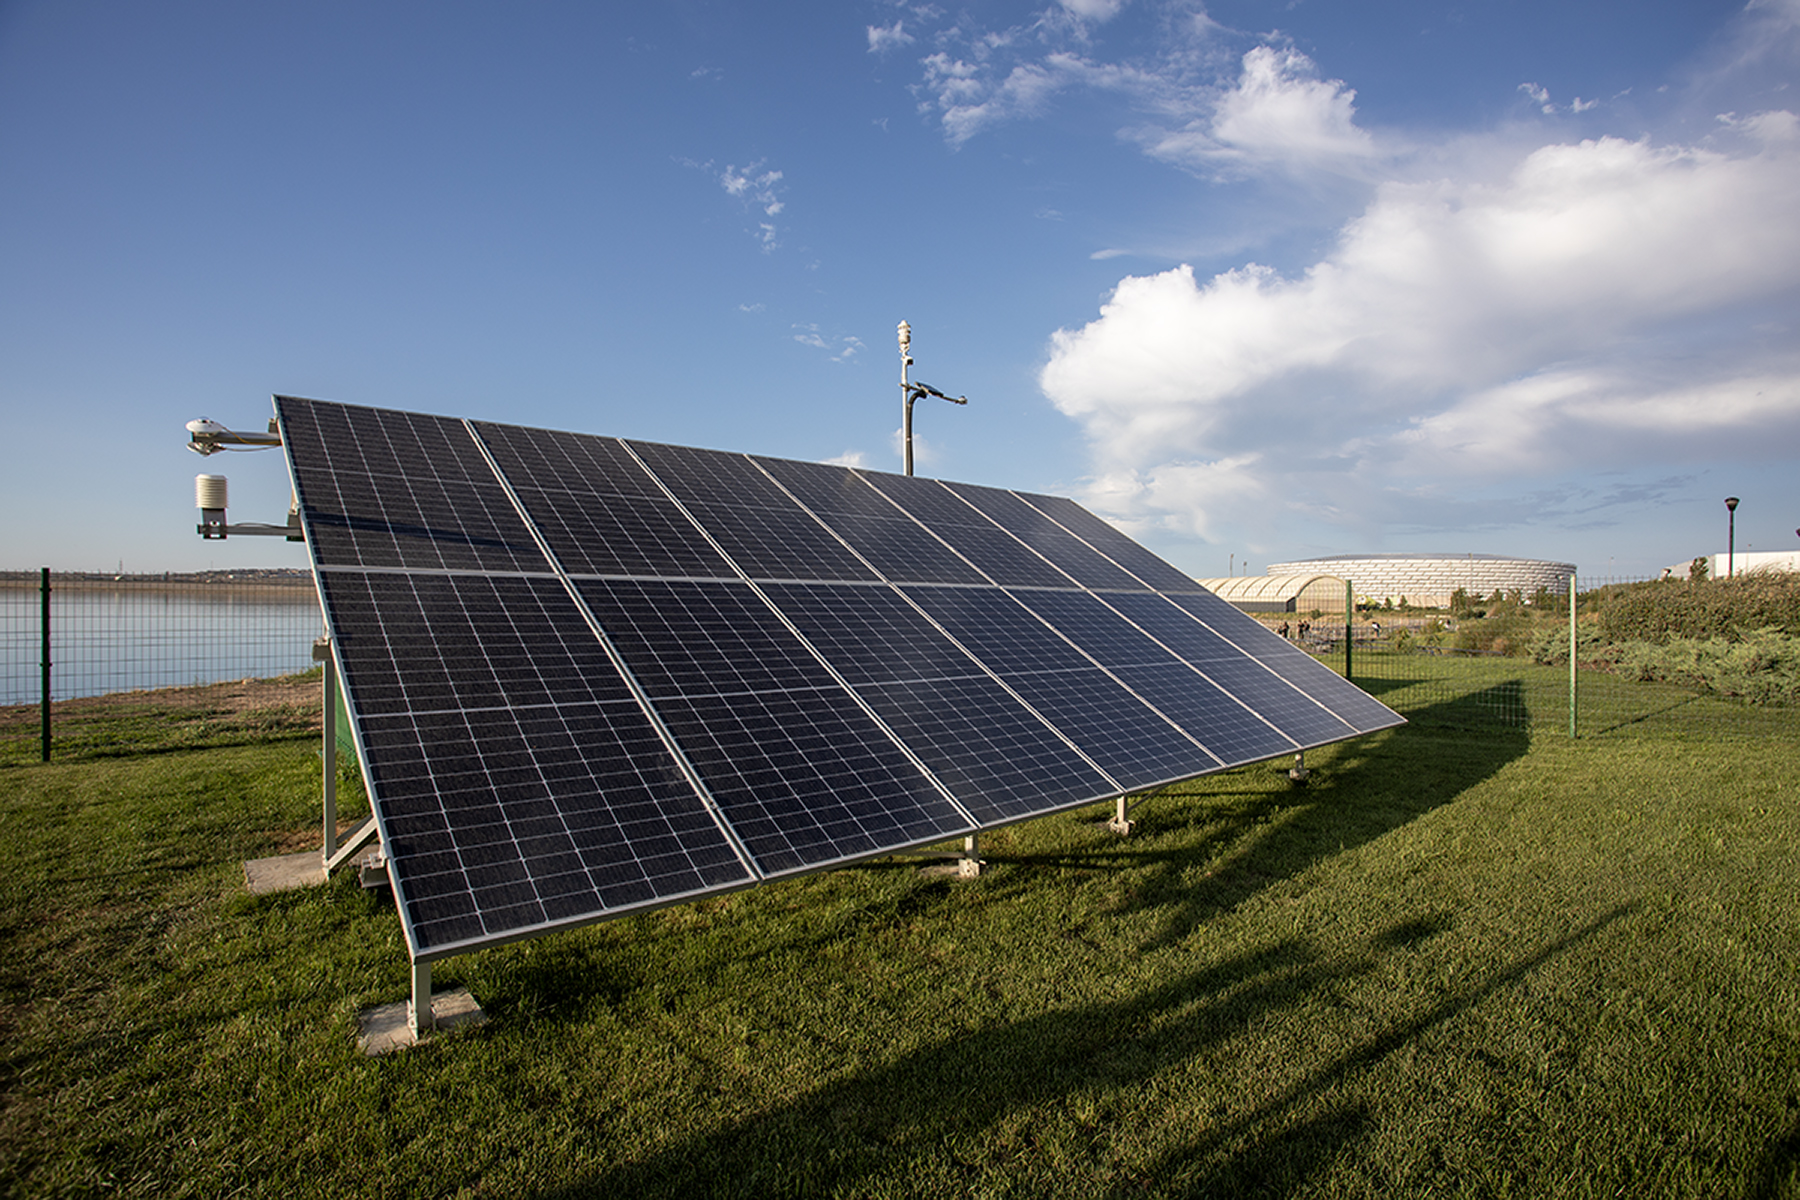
[
  {"left": 1665, "top": 550, "right": 1800, "bottom": 579},
  {"left": 1262, "top": 553, "right": 1576, "bottom": 609}
]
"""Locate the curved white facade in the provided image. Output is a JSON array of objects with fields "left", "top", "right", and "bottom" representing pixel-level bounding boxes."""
[{"left": 1263, "top": 554, "right": 1576, "bottom": 608}]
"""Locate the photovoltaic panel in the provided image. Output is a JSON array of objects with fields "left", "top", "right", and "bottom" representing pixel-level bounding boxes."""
[
  {"left": 283, "top": 402, "right": 544, "bottom": 574},
  {"left": 628, "top": 441, "right": 881, "bottom": 583},
  {"left": 1108, "top": 592, "right": 1368, "bottom": 746},
  {"left": 754, "top": 459, "right": 989, "bottom": 586},
  {"left": 750, "top": 455, "right": 904, "bottom": 519},
  {"left": 899, "top": 584, "right": 1224, "bottom": 790},
  {"left": 313, "top": 568, "right": 754, "bottom": 955},
  {"left": 1014, "top": 492, "right": 1212, "bottom": 594},
  {"left": 1165, "top": 592, "right": 1405, "bottom": 733},
  {"left": 572, "top": 576, "right": 973, "bottom": 874},
  {"left": 862, "top": 473, "right": 1077, "bottom": 588},
  {"left": 276, "top": 395, "right": 1401, "bottom": 967},
  {"left": 760, "top": 581, "right": 1118, "bottom": 822},
  {"left": 940, "top": 481, "right": 1148, "bottom": 592},
  {"left": 1007, "top": 589, "right": 1300, "bottom": 764},
  {"left": 472, "top": 422, "right": 736, "bottom": 579}
]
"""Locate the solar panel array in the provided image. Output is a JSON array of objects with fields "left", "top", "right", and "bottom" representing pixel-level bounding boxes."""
[{"left": 277, "top": 396, "right": 1402, "bottom": 961}]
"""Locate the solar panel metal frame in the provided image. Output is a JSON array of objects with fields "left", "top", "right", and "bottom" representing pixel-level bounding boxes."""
[{"left": 275, "top": 395, "right": 1403, "bottom": 967}]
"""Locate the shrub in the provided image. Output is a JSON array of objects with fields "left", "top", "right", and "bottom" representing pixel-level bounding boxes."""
[
  {"left": 1609, "top": 628, "right": 1800, "bottom": 706},
  {"left": 1597, "top": 572, "right": 1800, "bottom": 644},
  {"left": 1455, "top": 605, "right": 1533, "bottom": 654}
]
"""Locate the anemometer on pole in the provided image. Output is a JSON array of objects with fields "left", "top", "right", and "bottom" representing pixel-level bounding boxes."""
[{"left": 897, "top": 320, "right": 967, "bottom": 476}]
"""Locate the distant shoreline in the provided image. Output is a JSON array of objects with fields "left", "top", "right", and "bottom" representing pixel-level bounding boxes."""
[{"left": 0, "top": 569, "right": 315, "bottom": 596}]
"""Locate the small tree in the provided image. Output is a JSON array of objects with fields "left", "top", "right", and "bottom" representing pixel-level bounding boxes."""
[{"left": 1689, "top": 557, "right": 1709, "bottom": 583}]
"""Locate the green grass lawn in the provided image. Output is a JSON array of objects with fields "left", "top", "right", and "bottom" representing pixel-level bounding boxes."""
[{"left": 4, "top": 678, "right": 1799, "bottom": 1197}]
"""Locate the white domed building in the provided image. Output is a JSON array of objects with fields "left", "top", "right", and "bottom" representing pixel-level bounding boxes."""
[{"left": 1261, "top": 553, "right": 1576, "bottom": 609}]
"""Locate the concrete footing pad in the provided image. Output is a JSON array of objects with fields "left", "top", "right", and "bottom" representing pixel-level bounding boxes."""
[
  {"left": 356, "top": 988, "right": 487, "bottom": 1056},
  {"left": 243, "top": 851, "right": 325, "bottom": 894}
]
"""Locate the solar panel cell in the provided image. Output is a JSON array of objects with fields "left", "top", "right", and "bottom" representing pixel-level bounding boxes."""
[
  {"left": 753, "top": 456, "right": 906, "bottom": 519},
  {"left": 941, "top": 482, "right": 1147, "bottom": 591},
  {"left": 312, "top": 566, "right": 755, "bottom": 954},
  {"left": 283, "top": 400, "right": 544, "bottom": 573},
  {"left": 997, "top": 668, "right": 1219, "bottom": 792},
  {"left": 1013, "top": 493, "right": 1211, "bottom": 593},
  {"left": 652, "top": 688, "right": 973, "bottom": 875}
]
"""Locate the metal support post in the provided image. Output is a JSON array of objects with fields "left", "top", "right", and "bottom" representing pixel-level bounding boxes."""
[
  {"left": 899, "top": 321, "right": 915, "bottom": 476},
  {"left": 1289, "top": 751, "right": 1309, "bottom": 782},
  {"left": 958, "top": 832, "right": 983, "bottom": 878},
  {"left": 39, "top": 567, "right": 51, "bottom": 763},
  {"left": 1344, "top": 578, "right": 1354, "bottom": 683},
  {"left": 1568, "top": 572, "right": 1578, "bottom": 739},
  {"left": 410, "top": 961, "right": 433, "bottom": 1038},
  {"left": 318, "top": 640, "right": 337, "bottom": 864},
  {"left": 1107, "top": 795, "right": 1135, "bottom": 835}
]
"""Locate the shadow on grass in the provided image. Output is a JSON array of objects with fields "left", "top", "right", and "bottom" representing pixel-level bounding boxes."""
[
  {"left": 536, "top": 906, "right": 1630, "bottom": 1199},
  {"left": 987, "top": 682, "right": 1530, "bottom": 952}
]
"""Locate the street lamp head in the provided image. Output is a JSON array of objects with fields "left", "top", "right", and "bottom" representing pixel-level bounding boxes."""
[
  {"left": 1725, "top": 496, "right": 1740, "bottom": 512},
  {"left": 897, "top": 320, "right": 911, "bottom": 353}
]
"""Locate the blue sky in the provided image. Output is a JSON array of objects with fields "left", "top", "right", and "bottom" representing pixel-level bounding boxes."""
[{"left": 2, "top": 0, "right": 1796, "bottom": 579}]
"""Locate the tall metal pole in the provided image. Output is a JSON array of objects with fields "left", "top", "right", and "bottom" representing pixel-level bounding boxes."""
[
  {"left": 1725, "top": 496, "right": 1739, "bottom": 578},
  {"left": 899, "top": 320, "right": 914, "bottom": 475}
]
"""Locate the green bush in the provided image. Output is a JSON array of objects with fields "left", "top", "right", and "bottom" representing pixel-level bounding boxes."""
[
  {"left": 1596, "top": 572, "right": 1800, "bottom": 644},
  {"left": 1453, "top": 605, "right": 1534, "bottom": 654},
  {"left": 1610, "top": 628, "right": 1800, "bottom": 705},
  {"left": 1528, "top": 621, "right": 1800, "bottom": 706}
]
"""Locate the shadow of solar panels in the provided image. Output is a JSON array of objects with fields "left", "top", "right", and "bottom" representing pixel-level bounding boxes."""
[{"left": 277, "top": 395, "right": 1403, "bottom": 963}]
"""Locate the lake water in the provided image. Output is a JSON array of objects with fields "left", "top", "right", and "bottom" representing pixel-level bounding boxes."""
[{"left": 0, "top": 584, "right": 325, "bottom": 705}]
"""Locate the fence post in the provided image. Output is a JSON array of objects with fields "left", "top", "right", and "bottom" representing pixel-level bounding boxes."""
[
  {"left": 1568, "top": 571, "right": 1578, "bottom": 739},
  {"left": 1344, "top": 578, "right": 1353, "bottom": 683},
  {"left": 39, "top": 567, "right": 51, "bottom": 762}
]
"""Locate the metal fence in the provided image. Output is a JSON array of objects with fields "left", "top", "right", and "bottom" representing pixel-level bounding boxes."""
[
  {"left": 5, "top": 568, "right": 1793, "bottom": 767},
  {"left": 1, "top": 570, "right": 327, "bottom": 764},
  {"left": 1280, "top": 575, "right": 1798, "bottom": 741}
]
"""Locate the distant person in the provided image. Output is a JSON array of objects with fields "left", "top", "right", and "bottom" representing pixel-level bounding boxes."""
[
  {"left": 1298, "top": 620, "right": 1310, "bottom": 639},
  {"left": 1278, "top": 621, "right": 1290, "bottom": 639}
]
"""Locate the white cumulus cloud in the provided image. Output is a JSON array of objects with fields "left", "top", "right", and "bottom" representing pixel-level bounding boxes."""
[
  {"left": 1041, "top": 118, "right": 1800, "bottom": 547},
  {"left": 1139, "top": 46, "right": 1379, "bottom": 177}
]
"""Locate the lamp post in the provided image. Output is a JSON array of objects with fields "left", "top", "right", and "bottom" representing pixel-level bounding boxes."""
[
  {"left": 1725, "top": 496, "right": 1740, "bottom": 578},
  {"left": 897, "top": 321, "right": 967, "bottom": 475}
]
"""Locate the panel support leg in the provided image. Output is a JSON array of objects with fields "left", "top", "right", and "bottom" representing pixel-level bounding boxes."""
[
  {"left": 958, "top": 832, "right": 983, "bottom": 878},
  {"left": 1289, "top": 751, "right": 1309, "bottom": 783},
  {"left": 318, "top": 641, "right": 337, "bottom": 865},
  {"left": 410, "top": 960, "right": 433, "bottom": 1038},
  {"left": 1107, "top": 795, "right": 1135, "bottom": 836}
]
